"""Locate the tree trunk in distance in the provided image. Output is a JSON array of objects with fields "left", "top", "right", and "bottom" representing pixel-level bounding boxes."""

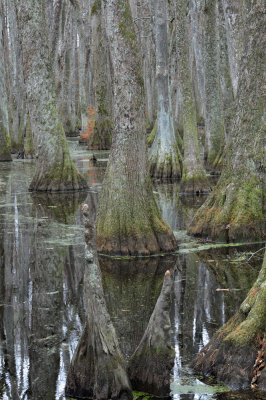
[
  {"left": 89, "top": 0, "right": 113, "bottom": 150},
  {"left": 176, "top": 0, "right": 210, "bottom": 194},
  {"left": 96, "top": 0, "right": 177, "bottom": 256},
  {"left": 16, "top": 0, "right": 88, "bottom": 191},
  {"left": 204, "top": 0, "right": 225, "bottom": 172},
  {"left": 65, "top": 205, "right": 133, "bottom": 400},
  {"left": 149, "top": 0, "right": 181, "bottom": 180},
  {"left": 128, "top": 270, "right": 175, "bottom": 396},
  {"left": 188, "top": 1, "right": 265, "bottom": 242},
  {"left": 0, "top": 10, "right": 12, "bottom": 162},
  {"left": 192, "top": 251, "right": 266, "bottom": 391}
]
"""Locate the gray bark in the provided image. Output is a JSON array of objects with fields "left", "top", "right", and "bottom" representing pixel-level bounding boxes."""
[
  {"left": 203, "top": 0, "right": 225, "bottom": 170},
  {"left": 15, "top": 0, "right": 88, "bottom": 191},
  {"left": 175, "top": 0, "right": 210, "bottom": 193},
  {"left": 65, "top": 205, "right": 133, "bottom": 400},
  {"left": 0, "top": 7, "right": 12, "bottom": 161},
  {"left": 149, "top": 0, "right": 181, "bottom": 180},
  {"left": 96, "top": 0, "right": 177, "bottom": 255}
]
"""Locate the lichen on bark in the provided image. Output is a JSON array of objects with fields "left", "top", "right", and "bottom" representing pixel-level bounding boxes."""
[
  {"left": 188, "top": 1, "right": 265, "bottom": 242},
  {"left": 96, "top": 0, "right": 177, "bottom": 256},
  {"left": 16, "top": 0, "right": 88, "bottom": 192},
  {"left": 192, "top": 251, "right": 266, "bottom": 391},
  {"left": 149, "top": 0, "right": 181, "bottom": 181}
]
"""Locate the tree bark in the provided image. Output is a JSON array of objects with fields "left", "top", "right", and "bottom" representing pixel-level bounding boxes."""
[
  {"left": 128, "top": 270, "right": 175, "bottom": 396},
  {"left": 188, "top": 1, "right": 265, "bottom": 242},
  {"left": 96, "top": 0, "right": 177, "bottom": 255},
  {"left": 149, "top": 0, "right": 181, "bottom": 180},
  {"left": 15, "top": 0, "right": 88, "bottom": 191},
  {"left": 192, "top": 251, "right": 266, "bottom": 391},
  {"left": 89, "top": 0, "right": 113, "bottom": 150},
  {"left": 203, "top": 0, "right": 225, "bottom": 171},
  {"left": 0, "top": 8, "right": 12, "bottom": 162},
  {"left": 175, "top": 0, "right": 210, "bottom": 194},
  {"left": 65, "top": 205, "right": 133, "bottom": 400}
]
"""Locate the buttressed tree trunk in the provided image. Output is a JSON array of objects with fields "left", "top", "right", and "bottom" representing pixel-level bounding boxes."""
[
  {"left": 0, "top": 10, "right": 12, "bottom": 162},
  {"left": 65, "top": 205, "right": 132, "bottom": 400},
  {"left": 149, "top": 0, "right": 181, "bottom": 180},
  {"left": 96, "top": 0, "right": 177, "bottom": 256},
  {"left": 176, "top": 0, "right": 210, "bottom": 194},
  {"left": 16, "top": 0, "right": 88, "bottom": 191},
  {"left": 188, "top": 1, "right": 265, "bottom": 242},
  {"left": 128, "top": 270, "right": 175, "bottom": 396},
  {"left": 192, "top": 251, "right": 266, "bottom": 391}
]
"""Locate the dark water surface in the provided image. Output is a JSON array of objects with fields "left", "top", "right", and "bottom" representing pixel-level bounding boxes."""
[{"left": 0, "top": 139, "right": 264, "bottom": 400}]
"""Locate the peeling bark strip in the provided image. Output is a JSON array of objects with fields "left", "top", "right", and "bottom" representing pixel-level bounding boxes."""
[
  {"left": 149, "top": 0, "right": 181, "bottom": 180},
  {"left": 188, "top": 1, "right": 265, "bottom": 242},
  {"left": 96, "top": 0, "right": 177, "bottom": 255},
  {"left": 192, "top": 251, "right": 266, "bottom": 390},
  {"left": 65, "top": 205, "right": 132, "bottom": 399},
  {"left": 15, "top": 0, "right": 88, "bottom": 192},
  {"left": 128, "top": 270, "right": 175, "bottom": 396}
]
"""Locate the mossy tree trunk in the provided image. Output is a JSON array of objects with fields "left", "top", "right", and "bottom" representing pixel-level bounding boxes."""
[
  {"left": 149, "top": 0, "right": 181, "bottom": 180},
  {"left": 65, "top": 205, "right": 133, "bottom": 400},
  {"left": 96, "top": 0, "right": 177, "bottom": 256},
  {"left": 203, "top": 0, "right": 225, "bottom": 172},
  {"left": 192, "top": 251, "right": 266, "bottom": 391},
  {"left": 0, "top": 9, "right": 12, "bottom": 162},
  {"left": 176, "top": 0, "right": 210, "bottom": 194},
  {"left": 188, "top": 1, "right": 265, "bottom": 242},
  {"left": 89, "top": 0, "right": 113, "bottom": 150},
  {"left": 15, "top": 0, "right": 88, "bottom": 191}
]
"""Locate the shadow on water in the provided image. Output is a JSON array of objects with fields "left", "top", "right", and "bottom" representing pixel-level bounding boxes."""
[{"left": 0, "top": 145, "right": 264, "bottom": 400}]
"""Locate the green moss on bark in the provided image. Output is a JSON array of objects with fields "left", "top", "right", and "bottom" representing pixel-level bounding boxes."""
[{"left": 0, "top": 123, "right": 12, "bottom": 161}]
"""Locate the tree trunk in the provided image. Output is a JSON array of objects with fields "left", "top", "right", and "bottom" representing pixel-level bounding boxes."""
[
  {"left": 192, "top": 251, "right": 266, "bottom": 391},
  {"left": 149, "top": 0, "right": 181, "bottom": 180},
  {"left": 65, "top": 205, "right": 133, "bottom": 400},
  {"left": 203, "top": 0, "right": 225, "bottom": 171},
  {"left": 0, "top": 8, "right": 12, "bottom": 162},
  {"left": 176, "top": 0, "right": 210, "bottom": 194},
  {"left": 15, "top": 0, "right": 88, "bottom": 191},
  {"left": 88, "top": 0, "right": 113, "bottom": 150},
  {"left": 96, "top": 0, "right": 177, "bottom": 256},
  {"left": 128, "top": 270, "right": 175, "bottom": 396},
  {"left": 188, "top": 1, "right": 265, "bottom": 242}
]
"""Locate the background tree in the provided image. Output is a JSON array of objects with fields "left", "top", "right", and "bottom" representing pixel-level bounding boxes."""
[
  {"left": 96, "top": 0, "right": 177, "bottom": 255},
  {"left": 175, "top": 0, "right": 210, "bottom": 193},
  {"left": 149, "top": 0, "right": 181, "bottom": 180},
  {"left": 15, "top": 0, "right": 88, "bottom": 191},
  {"left": 188, "top": 0, "right": 265, "bottom": 242},
  {"left": 0, "top": 6, "right": 12, "bottom": 162}
]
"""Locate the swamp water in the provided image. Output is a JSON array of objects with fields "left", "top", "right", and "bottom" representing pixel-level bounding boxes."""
[{"left": 0, "top": 139, "right": 265, "bottom": 400}]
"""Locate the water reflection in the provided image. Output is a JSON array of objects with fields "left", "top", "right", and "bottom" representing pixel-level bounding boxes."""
[{"left": 0, "top": 147, "right": 263, "bottom": 400}]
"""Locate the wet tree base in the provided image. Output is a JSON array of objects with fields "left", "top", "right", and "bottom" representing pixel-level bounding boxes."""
[
  {"left": 192, "top": 332, "right": 266, "bottom": 391},
  {"left": 96, "top": 230, "right": 177, "bottom": 256},
  {"left": 0, "top": 154, "right": 12, "bottom": 161},
  {"left": 180, "top": 176, "right": 211, "bottom": 194}
]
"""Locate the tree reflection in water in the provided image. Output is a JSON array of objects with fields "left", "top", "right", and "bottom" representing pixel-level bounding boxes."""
[{"left": 0, "top": 158, "right": 262, "bottom": 400}]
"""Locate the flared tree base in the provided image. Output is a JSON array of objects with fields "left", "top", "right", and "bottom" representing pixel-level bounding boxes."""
[
  {"left": 29, "top": 159, "right": 88, "bottom": 192},
  {"left": 188, "top": 174, "right": 265, "bottom": 242},
  {"left": 192, "top": 257, "right": 266, "bottom": 391},
  {"left": 149, "top": 152, "right": 182, "bottom": 181},
  {"left": 88, "top": 123, "right": 112, "bottom": 150}
]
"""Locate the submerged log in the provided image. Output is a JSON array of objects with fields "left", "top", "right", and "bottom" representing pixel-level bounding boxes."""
[
  {"left": 65, "top": 205, "right": 132, "bottom": 400},
  {"left": 192, "top": 251, "right": 266, "bottom": 391},
  {"left": 128, "top": 270, "right": 175, "bottom": 397}
]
